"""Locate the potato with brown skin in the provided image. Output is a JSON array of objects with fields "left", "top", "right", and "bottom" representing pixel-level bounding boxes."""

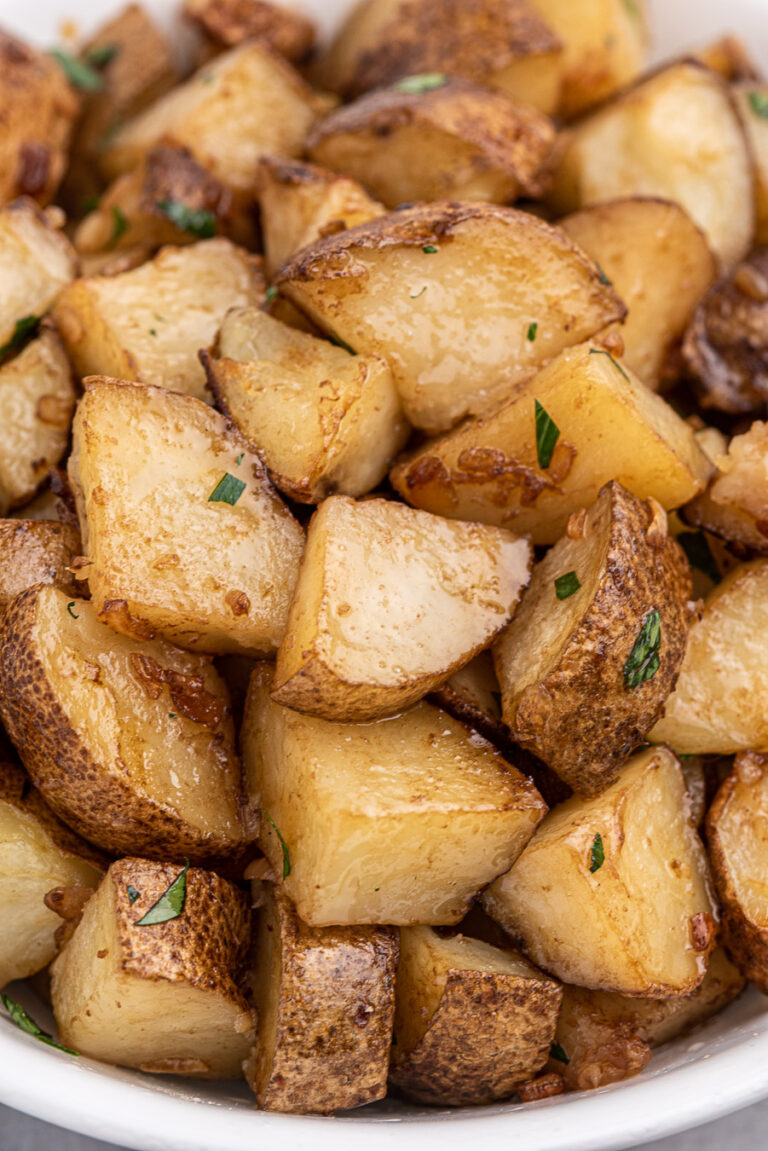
[
  {"left": 494, "top": 482, "right": 693, "bottom": 796},
  {"left": 52, "top": 858, "right": 255, "bottom": 1077},
  {"left": 183, "top": 0, "right": 316, "bottom": 64},
  {"left": 694, "top": 36, "right": 761, "bottom": 84},
  {"left": 684, "top": 422, "right": 768, "bottom": 554},
  {"left": 0, "top": 585, "right": 249, "bottom": 864},
  {"left": 0, "top": 520, "right": 80, "bottom": 611},
  {"left": 389, "top": 926, "right": 561, "bottom": 1106},
  {"left": 0, "top": 199, "right": 77, "bottom": 353},
  {"left": 245, "top": 885, "right": 397, "bottom": 1114}
]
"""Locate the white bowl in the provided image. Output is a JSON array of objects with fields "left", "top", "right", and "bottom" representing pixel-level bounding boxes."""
[{"left": 2, "top": 0, "right": 768, "bottom": 1147}]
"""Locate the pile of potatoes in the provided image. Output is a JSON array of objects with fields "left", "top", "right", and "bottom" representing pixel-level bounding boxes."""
[{"left": 4, "top": 0, "right": 768, "bottom": 1117}]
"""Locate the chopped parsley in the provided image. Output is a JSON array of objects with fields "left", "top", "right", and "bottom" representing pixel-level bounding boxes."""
[
  {"left": 66, "top": 602, "right": 79, "bottom": 619},
  {"left": 49, "top": 49, "right": 103, "bottom": 92},
  {"left": 422, "top": 244, "right": 439, "bottom": 254},
  {"left": 86, "top": 43, "right": 119, "bottom": 68},
  {"left": 622, "top": 0, "right": 641, "bottom": 18},
  {"left": 624, "top": 610, "right": 662, "bottom": 690},
  {"left": 395, "top": 73, "right": 448, "bottom": 94},
  {"left": 149, "top": 328, "right": 158, "bottom": 337},
  {"left": 526, "top": 322, "right": 538, "bottom": 342},
  {"left": 554, "top": 572, "right": 581, "bottom": 600},
  {"left": 329, "top": 332, "right": 357, "bottom": 356},
  {"left": 235, "top": 453, "right": 244, "bottom": 466},
  {"left": 410, "top": 286, "right": 427, "bottom": 299},
  {"left": 81, "top": 194, "right": 100, "bottom": 215},
  {"left": 168, "top": 713, "right": 177, "bottom": 719},
  {"left": 135, "top": 860, "right": 189, "bottom": 926},
  {"left": 550, "top": 1042, "right": 570, "bottom": 1064},
  {"left": 677, "top": 531, "right": 721, "bottom": 585},
  {"left": 589, "top": 347, "right": 630, "bottom": 382},
  {"left": 0, "top": 315, "right": 41, "bottom": 358},
  {"left": 595, "top": 262, "right": 613, "bottom": 286},
  {"left": 155, "top": 199, "right": 217, "bottom": 239},
  {"left": 749, "top": 91, "right": 768, "bottom": 120},
  {"left": 126, "top": 885, "right": 140, "bottom": 903},
  {"left": 208, "top": 472, "right": 246, "bottom": 505},
  {"left": 535, "top": 399, "right": 559, "bottom": 469},
  {"left": 589, "top": 832, "right": 605, "bottom": 874},
  {"left": 264, "top": 811, "right": 291, "bottom": 879},
  {"left": 265, "top": 285, "right": 279, "bottom": 306},
  {"left": 109, "top": 205, "right": 127, "bottom": 249},
  {"left": 1, "top": 994, "right": 78, "bottom": 1056}
]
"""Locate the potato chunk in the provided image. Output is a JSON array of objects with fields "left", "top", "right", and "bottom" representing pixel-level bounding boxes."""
[
  {"left": 549, "top": 62, "right": 754, "bottom": 269},
  {"left": 0, "top": 585, "right": 248, "bottom": 863},
  {"left": 390, "top": 927, "right": 561, "bottom": 1106},
  {"left": 483, "top": 746, "right": 716, "bottom": 996},
  {"left": 560, "top": 198, "right": 717, "bottom": 390},
  {"left": 0, "top": 199, "right": 77, "bottom": 352},
  {"left": 69, "top": 378, "right": 304, "bottom": 655},
  {"left": 391, "top": 341, "right": 714, "bottom": 545},
  {"left": 51, "top": 858, "right": 254, "bottom": 1077},
  {"left": 734, "top": 83, "right": 768, "bottom": 246},
  {"left": 277, "top": 202, "right": 625, "bottom": 434},
  {"left": 0, "top": 520, "right": 80, "bottom": 611},
  {"left": 494, "top": 483, "right": 692, "bottom": 796},
  {"left": 243, "top": 664, "right": 547, "bottom": 926},
  {"left": 0, "top": 760, "right": 103, "bottom": 988},
  {"left": 52, "top": 240, "right": 264, "bottom": 402},
  {"left": 184, "top": 0, "right": 316, "bottom": 63},
  {"left": 272, "top": 495, "right": 532, "bottom": 721},
  {"left": 245, "top": 885, "right": 397, "bottom": 1113},
  {"left": 684, "top": 422, "right": 768, "bottom": 554}
]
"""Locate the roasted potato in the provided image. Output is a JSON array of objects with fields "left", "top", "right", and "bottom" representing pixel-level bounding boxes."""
[
  {"left": 390, "top": 926, "right": 561, "bottom": 1106},
  {"left": 69, "top": 378, "right": 304, "bottom": 655},
  {"left": 684, "top": 421, "right": 768, "bottom": 554},
  {"left": 51, "top": 857, "right": 255, "bottom": 1077},
  {"left": 549, "top": 61, "right": 755, "bottom": 270},
  {"left": 494, "top": 482, "right": 692, "bottom": 796},
  {"left": 0, "top": 520, "right": 80, "bottom": 611},
  {"left": 245, "top": 885, "right": 397, "bottom": 1113},
  {"left": 483, "top": 746, "right": 717, "bottom": 996},
  {"left": 429, "top": 651, "right": 505, "bottom": 747},
  {"left": 272, "top": 495, "right": 532, "bottom": 721},
  {"left": 560, "top": 198, "right": 717, "bottom": 390},
  {"left": 734, "top": 83, "right": 768, "bottom": 246},
  {"left": 390, "top": 341, "right": 714, "bottom": 545},
  {"left": 694, "top": 35, "right": 761, "bottom": 84},
  {"left": 276, "top": 202, "right": 626, "bottom": 434},
  {"left": 0, "top": 584, "right": 248, "bottom": 863},
  {"left": 0, "top": 199, "right": 77, "bottom": 351},
  {"left": 243, "top": 663, "right": 547, "bottom": 926},
  {"left": 184, "top": 0, "right": 315, "bottom": 63}
]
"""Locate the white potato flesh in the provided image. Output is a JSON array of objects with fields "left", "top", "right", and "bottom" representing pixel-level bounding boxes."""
[{"left": 0, "top": 199, "right": 76, "bottom": 349}]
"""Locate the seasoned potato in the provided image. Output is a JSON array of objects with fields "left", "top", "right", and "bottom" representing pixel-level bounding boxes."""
[
  {"left": 184, "top": 0, "right": 316, "bottom": 63},
  {"left": 390, "top": 926, "right": 561, "bottom": 1106},
  {"left": 245, "top": 885, "right": 397, "bottom": 1113},
  {"left": 272, "top": 495, "right": 532, "bottom": 721},
  {"left": 307, "top": 77, "right": 557, "bottom": 209},
  {"left": 52, "top": 240, "right": 263, "bottom": 402},
  {"left": 206, "top": 308, "right": 408, "bottom": 502},
  {"left": 0, "top": 520, "right": 80, "bottom": 610},
  {"left": 0, "top": 760, "right": 103, "bottom": 989},
  {"left": 494, "top": 482, "right": 692, "bottom": 796},
  {"left": 391, "top": 341, "right": 714, "bottom": 545},
  {"left": 51, "top": 858, "right": 254, "bottom": 1077},
  {"left": 549, "top": 949, "right": 745, "bottom": 1090},
  {"left": 483, "top": 746, "right": 717, "bottom": 995},
  {"left": 694, "top": 36, "right": 761, "bottom": 84},
  {"left": 257, "top": 157, "right": 384, "bottom": 280},
  {"left": 0, "top": 199, "right": 77, "bottom": 352},
  {"left": 651, "top": 561, "right": 768, "bottom": 754},
  {"left": 549, "top": 61, "right": 755, "bottom": 270},
  {"left": 314, "top": 0, "right": 563, "bottom": 115},
  {"left": 277, "top": 202, "right": 625, "bottom": 434},
  {"left": 243, "top": 663, "right": 547, "bottom": 926},
  {"left": 560, "top": 198, "right": 717, "bottom": 390},
  {"left": 734, "top": 84, "right": 768, "bottom": 246},
  {"left": 684, "top": 422, "right": 768, "bottom": 554},
  {"left": 430, "top": 651, "right": 505, "bottom": 746},
  {"left": 69, "top": 378, "right": 304, "bottom": 655},
  {"left": 0, "top": 585, "right": 248, "bottom": 863},
  {"left": 0, "top": 330, "right": 76, "bottom": 514}
]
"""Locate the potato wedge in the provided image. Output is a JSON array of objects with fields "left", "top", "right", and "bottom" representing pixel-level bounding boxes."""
[
  {"left": 184, "top": 0, "right": 316, "bottom": 63},
  {"left": 390, "top": 341, "right": 714, "bottom": 545},
  {"left": 69, "top": 378, "right": 304, "bottom": 655},
  {"left": 243, "top": 663, "right": 547, "bottom": 926},
  {"left": 276, "top": 202, "right": 626, "bottom": 434},
  {"left": 52, "top": 240, "right": 264, "bottom": 402},
  {"left": 560, "top": 198, "right": 717, "bottom": 390},
  {"left": 0, "top": 585, "right": 248, "bottom": 863},
  {"left": 482, "top": 746, "right": 716, "bottom": 995},
  {"left": 734, "top": 84, "right": 768, "bottom": 246},
  {"left": 494, "top": 482, "right": 692, "bottom": 796},
  {"left": 272, "top": 495, "right": 532, "bottom": 722},
  {"left": 245, "top": 885, "right": 397, "bottom": 1113},
  {"left": 0, "top": 760, "right": 103, "bottom": 988},
  {"left": 549, "top": 61, "right": 755, "bottom": 270},
  {"left": 0, "top": 199, "right": 77, "bottom": 352},
  {"left": 51, "top": 858, "right": 254, "bottom": 1077},
  {"left": 684, "top": 422, "right": 768, "bottom": 554},
  {"left": 390, "top": 926, "right": 561, "bottom": 1106},
  {"left": 0, "top": 520, "right": 80, "bottom": 611},
  {"left": 307, "top": 77, "right": 557, "bottom": 209},
  {"left": 0, "top": 330, "right": 76, "bottom": 514}
]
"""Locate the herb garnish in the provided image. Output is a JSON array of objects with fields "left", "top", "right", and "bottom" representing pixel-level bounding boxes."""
[
  {"left": 126, "top": 885, "right": 140, "bottom": 903},
  {"left": 109, "top": 205, "right": 127, "bottom": 248},
  {"left": 589, "top": 832, "right": 605, "bottom": 873},
  {"left": 535, "top": 399, "right": 560, "bottom": 469},
  {"left": 86, "top": 43, "right": 119, "bottom": 68},
  {"left": 155, "top": 199, "right": 217, "bottom": 239},
  {"left": 235, "top": 453, "right": 244, "bottom": 466},
  {"left": 624, "top": 609, "right": 662, "bottom": 689},
  {"left": 677, "top": 531, "right": 721, "bottom": 585},
  {"left": 550, "top": 1042, "right": 570, "bottom": 1064},
  {"left": 395, "top": 73, "right": 448, "bottom": 94},
  {"left": 0, "top": 994, "right": 78, "bottom": 1056},
  {"left": 595, "top": 262, "right": 613, "bottom": 286},
  {"left": 622, "top": 0, "right": 641, "bottom": 18},
  {"left": 554, "top": 572, "right": 581, "bottom": 600},
  {"left": 168, "top": 713, "right": 177, "bottom": 719},
  {"left": 149, "top": 329, "right": 157, "bottom": 337},
  {"left": 49, "top": 49, "right": 103, "bottom": 92},
  {"left": 422, "top": 244, "right": 439, "bottom": 254},
  {"left": 410, "top": 286, "right": 427, "bottom": 299},
  {"left": 135, "top": 860, "right": 189, "bottom": 926},
  {"left": 527, "top": 322, "right": 538, "bottom": 342},
  {"left": 749, "top": 91, "right": 768, "bottom": 120},
  {"left": 209, "top": 472, "right": 246, "bottom": 505},
  {"left": 81, "top": 194, "right": 101, "bottom": 215},
  {"left": 66, "top": 602, "right": 79, "bottom": 619},
  {"left": 265, "top": 285, "right": 279, "bottom": 305},
  {"left": 0, "top": 315, "right": 40, "bottom": 358},
  {"left": 589, "top": 347, "right": 630, "bottom": 382},
  {"left": 264, "top": 811, "right": 291, "bottom": 878},
  {"left": 329, "top": 333, "right": 357, "bottom": 356}
]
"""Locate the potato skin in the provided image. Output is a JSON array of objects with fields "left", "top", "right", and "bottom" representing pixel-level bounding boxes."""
[
  {"left": 0, "top": 520, "right": 80, "bottom": 610},
  {"left": 183, "top": 0, "right": 316, "bottom": 62},
  {"left": 0, "top": 758, "right": 105, "bottom": 870}
]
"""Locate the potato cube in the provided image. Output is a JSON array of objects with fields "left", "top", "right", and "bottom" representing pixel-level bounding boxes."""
[
  {"left": 0, "top": 519, "right": 80, "bottom": 611},
  {"left": 0, "top": 199, "right": 77, "bottom": 352},
  {"left": 684, "top": 421, "right": 768, "bottom": 554},
  {"left": 183, "top": 0, "right": 316, "bottom": 63}
]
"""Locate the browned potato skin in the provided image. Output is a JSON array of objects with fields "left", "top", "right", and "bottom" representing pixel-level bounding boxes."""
[
  {"left": 0, "top": 520, "right": 80, "bottom": 611},
  {"left": 694, "top": 36, "right": 761, "bottom": 83},
  {"left": 683, "top": 422, "right": 768, "bottom": 555},
  {"left": 245, "top": 885, "right": 397, "bottom": 1114},
  {"left": 0, "top": 759, "right": 106, "bottom": 871},
  {"left": 184, "top": 0, "right": 316, "bottom": 63}
]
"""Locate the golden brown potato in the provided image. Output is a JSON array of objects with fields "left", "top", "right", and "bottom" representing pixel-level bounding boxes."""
[
  {"left": 0, "top": 584, "right": 249, "bottom": 863},
  {"left": 391, "top": 341, "right": 714, "bottom": 545},
  {"left": 0, "top": 199, "right": 77, "bottom": 353},
  {"left": 272, "top": 495, "right": 532, "bottom": 722},
  {"left": 0, "top": 520, "right": 80, "bottom": 611},
  {"left": 184, "top": 0, "right": 316, "bottom": 63},
  {"left": 734, "top": 84, "right": 768, "bottom": 246},
  {"left": 277, "top": 202, "right": 625, "bottom": 435},
  {"left": 245, "top": 885, "right": 397, "bottom": 1113},
  {"left": 52, "top": 240, "right": 264, "bottom": 402},
  {"left": 307, "top": 77, "right": 557, "bottom": 209},
  {"left": 314, "top": 0, "right": 563, "bottom": 115},
  {"left": 0, "top": 760, "right": 103, "bottom": 989},
  {"left": 390, "top": 926, "right": 561, "bottom": 1106},
  {"left": 694, "top": 36, "right": 761, "bottom": 84},
  {"left": 684, "top": 422, "right": 768, "bottom": 554},
  {"left": 560, "top": 198, "right": 717, "bottom": 390},
  {"left": 243, "top": 663, "right": 547, "bottom": 926},
  {"left": 0, "top": 330, "right": 76, "bottom": 514},
  {"left": 494, "top": 482, "right": 693, "bottom": 796},
  {"left": 483, "top": 746, "right": 717, "bottom": 996},
  {"left": 52, "top": 858, "right": 254, "bottom": 1077},
  {"left": 651, "top": 561, "right": 768, "bottom": 754},
  {"left": 69, "top": 378, "right": 304, "bottom": 656},
  {"left": 549, "top": 61, "right": 755, "bottom": 270},
  {"left": 429, "top": 651, "right": 505, "bottom": 747},
  {"left": 206, "top": 308, "right": 408, "bottom": 503}
]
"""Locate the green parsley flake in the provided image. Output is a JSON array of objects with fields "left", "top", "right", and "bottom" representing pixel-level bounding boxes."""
[
  {"left": 66, "top": 602, "right": 79, "bottom": 620},
  {"left": 595, "top": 262, "right": 613, "bottom": 286},
  {"left": 622, "top": 0, "right": 641, "bottom": 18},
  {"left": 168, "top": 713, "right": 177, "bottom": 719},
  {"left": 209, "top": 472, "right": 246, "bottom": 505},
  {"left": 410, "top": 286, "right": 427, "bottom": 299},
  {"left": 535, "top": 399, "right": 560, "bottom": 469},
  {"left": 265, "top": 285, "right": 279, "bottom": 306},
  {"left": 1, "top": 994, "right": 78, "bottom": 1056},
  {"left": 527, "top": 322, "right": 538, "bottom": 342},
  {"left": 264, "top": 811, "right": 291, "bottom": 879},
  {"left": 624, "top": 609, "right": 662, "bottom": 690},
  {"left": 81, "top": 194, "right": 100, "bottom": 215},
  {"left": 126, "top": 885, "right": 140, "bottom": 903},
  {"left": 135, "top": 860, "right": 190, "bottom": 926},
  {"left": 235, "top": 453, "right": 244, "bottom": 466},
  {"left": 749, "top": 91, "right": 768, "bottom": 120},
  {"left": 86, "top": 43, "right": 119, "bottom": 68},
  {"left": 589, "top": 833, "right": 605, "bottom": 873},
  {"left": 677, "top": 531, "right": 721, "bottom": 585},
  {"left": 330, "top": 333, "right": 357, "bottom": 356},
  {"left": 550, "top": 1042, "right": 570, "bottom": 1064},
  {"left": 422, "top": 244, "right": 439, "bottom": 254},
  {"left": 149, "top": 329, "right": 158, "bottom": 337},
  {"left": 589, "top": 347, "right": 630, "bottom": 382},
  {"left": 155, "top": 199, "right": 217, "bottom": 239},
  {"left": 395, "top": 73, "right": 448, "bottom": 95},
  {"left": 0, "top": 315, "right": 40, "bottom": 358},
  {"left": 109, "top": 206, "right": 127, "bottom": 249},
  {"left": 49, "top": 49, "right": 103, "bottom": 92},
  {"left": 554, "top": 571, "right": 581, "bottom": 600}
]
